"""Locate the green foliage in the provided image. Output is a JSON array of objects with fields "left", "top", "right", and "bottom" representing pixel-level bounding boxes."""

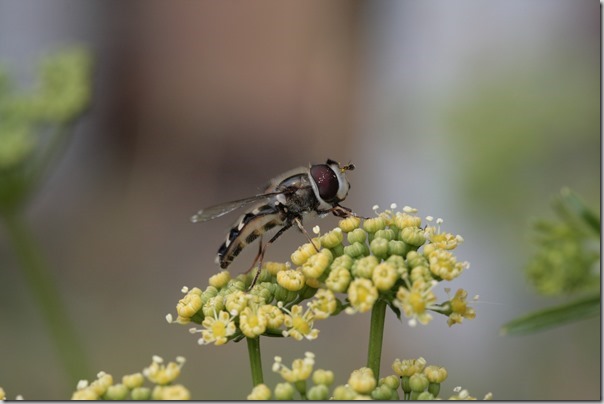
[
  {"left": 0, "top": 46, "right": 92, "bottom": 214},
  {"left": 501, "top": 189, "right": 600, "bottom": 335}
]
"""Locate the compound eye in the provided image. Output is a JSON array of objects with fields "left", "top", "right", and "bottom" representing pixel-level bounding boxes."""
[{"left": 310, "top": 164, "right": 339, "bottom": 202}]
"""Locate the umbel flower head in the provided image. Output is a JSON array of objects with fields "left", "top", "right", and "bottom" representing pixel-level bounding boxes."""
[
  {"left": 170, "top": 205, "right": 475, "bottom": 346},
  {"left": 71, "top": 356, "right": 190, "bottom": 400},
  {"left": 257, "top": 352, "right": 492, "bottom": 400}
]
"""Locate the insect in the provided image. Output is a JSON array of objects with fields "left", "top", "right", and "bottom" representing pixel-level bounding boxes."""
[{"left": 191, "top": 159, "right": 357, "bottom": 288}]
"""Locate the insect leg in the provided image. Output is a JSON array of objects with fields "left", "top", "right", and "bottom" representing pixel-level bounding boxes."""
[
  {"left": 330, "top": 204, "right": 368, "bottom": 219},
  {"left": 293, "top": 217, "right": 320, "bottom": 252},
  {"left": 244, "top": 235, "right": 264, "bottom": 274},
  {"left": 249, "top": 223, "right": 292, "bottom": 289}
]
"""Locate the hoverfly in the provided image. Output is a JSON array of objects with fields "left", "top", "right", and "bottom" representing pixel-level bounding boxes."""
[{"left": 191, "top": 159, "right": 357, "bottom": 288}]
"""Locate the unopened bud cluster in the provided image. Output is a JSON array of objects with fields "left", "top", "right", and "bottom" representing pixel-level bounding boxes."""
[
  {"left": 250, "top": 353, "right": 492, "bottom": 400},
  {"left": 71, "top": 356, "right": 190, "bottom": 400},
  {"left": 171, "top": 205, "right": 475, "bottom": 346}
]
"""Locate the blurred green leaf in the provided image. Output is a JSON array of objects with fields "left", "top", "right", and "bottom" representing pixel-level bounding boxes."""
[
  {"left": 526, "top": 188, "right": 600, "bottom": 296},
  {"left": 500, "top": 294, "right": 600, "bottom": 336}
]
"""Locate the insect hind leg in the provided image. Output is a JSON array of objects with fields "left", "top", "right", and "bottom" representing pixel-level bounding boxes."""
[
  {"left": 245, "top": 236, "right": 264, "bottom": 274},
  {"left": 248, "top": 223, "right": 293, "bottom": 290}
]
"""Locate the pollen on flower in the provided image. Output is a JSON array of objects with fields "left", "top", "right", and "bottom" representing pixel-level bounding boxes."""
[
  {"left": 347, "top": 278, "right": 378, "bottom": 313},
  {"left": 395, "top": 280, "right": 437, "bottom": 326},
  {"left": 447, "top": 289, "right": 476, "bottom": 326},
  {"left": 196, "top": 310, "right": 237, "bottom": 346},
  {"left": 224, "top": 290, "right": 249, "bottom": 315},
  {"left": 277, "top": 268, "right": 306, "bottom": 291},
  {"left": 392, "top": 357, "right": 427, "bottom": 377},
  {"left": 312, "top": 225, "right": 321, "bottom": 234},
  {"left": 427, "top": 249, "right": 468, "bottom": 281},
  {"left": 403, "top": 206, "right": 418, "bottom": 214},
  {"left": 239, "top": 306, "right": 268, "bottom": 338},
  {"left": 282, "top": 305, "right": 319, "bottom": 341},
  {"left": 143, "top": 356, "right": 185, "bottom": 386},
  {"left": 259, "top": 304, "right": 285, "bottom": 329},
  {"left": 273, "top": 352, "right": 315, "bottom": 383},
  {"left": 348, "top": 367, "right": 376, "bottom": 394},
  {"left": 307, "top": 288, "right": 337, "bottom": 319},
  {"left": 247, "top": 383, "right": 271, "bottom": 400},
  {"left": 302, "top": 249, "right": 333, "bottom": 279}
]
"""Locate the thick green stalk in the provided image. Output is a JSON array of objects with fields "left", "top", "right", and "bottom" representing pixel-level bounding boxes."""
[
  {"left": 246, "top": 337, "right": 264, "bottom": 386},
  {"left": 2, "top": 212, "right": 90, "bottom": 384},
  {"left": 367, "top": 299, "right": 387, "bottom": 379}
]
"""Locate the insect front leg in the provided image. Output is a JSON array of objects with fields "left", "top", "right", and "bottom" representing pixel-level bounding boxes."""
[{"left": 330, "top": 204, "right": 368, "bottom": 219}]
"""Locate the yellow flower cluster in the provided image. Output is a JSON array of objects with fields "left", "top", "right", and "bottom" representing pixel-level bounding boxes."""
[
  {"left": 71, "top": 356, "right": 190, "bottom": 400},
  {"left": 255, "top": 352, "right": 489, "bottom": 400},
  {"left": 171, "top": 205, "right": 475, "bottom": 346}
]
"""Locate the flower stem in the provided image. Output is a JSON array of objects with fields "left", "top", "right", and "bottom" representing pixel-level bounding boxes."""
[
  {"left": 1, "top": 212, "right": 90, "bottom": 384},
  {"left": 246, "top": 337, "right": 264, "bottom": 386},
  {"left": 367, "top": 299, "right": 387, "bottom": 379}
]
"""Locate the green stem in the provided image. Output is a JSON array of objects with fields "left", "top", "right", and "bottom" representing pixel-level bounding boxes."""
[
  {"left": 1, "top": 212, "right": 90, "bottom": 384},
  {"left": 246, "top": 337, "right": 264, "bottom": 386},
  {"left": 367, "top": 299, "right": 387, "bottom": 379}
]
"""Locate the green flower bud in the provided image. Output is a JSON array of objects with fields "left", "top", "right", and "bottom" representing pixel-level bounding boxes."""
[
  {"left": 348, "top": 367, "right": 376, "bottom": 394},
  {"left": 320, "top": 228, "right": 344, "bottom": 248},
  {"left": 374, "top": 228, "right": 397, "bottom": 241},
  {"left": 332, "top": 385, "right": 358, "bottom": 400},
  {"left": 409, "top": 373, "right": 429, "bottom": 393},
  {"left": 247, "top": 384, "right": 271, "bottom": 400},
  {"left": 347, "top": 228, "right": 367, "bottom": 244},
  {"left": 209, "top": 270, "right": 231, "bottom": 288},
  {"left": 344, "top": 242, "right": 369, "bottom": 258},
  {"left": 371, "top": 384, "right": 392, "bottom": 400},
  {"left": 122, "top": 373, "right": 144, "bottom": 389},
  {"left": 302, "top": 249, "right": 333, "bottom": 279},
  {"left": 104, "top": 384, "right": 128, "bottom": 400},
  {"left": 307, "top": 384, "right": 329, "bottom": 400},
  {"left": 329, "top": 243, "right": 344, "bottom": 258},
  {"left": 312, "top": 369, "right": 335, "bottom": 386},
  {"left": 406, "top": 251, "right": 428, "bottom": 268},
  {"left": 325, "top": 266, "right": 351, "bottom": 293},
  {"left": 339, "top": 216, "right": 361, "bottom": 232},
  {"left": 380, "top": 375, "right": 400, "bottom": 390},
  {"left": 370, "top": 237, "right": 389, "bottom": 259},
  {"left": 400, "top": 227, "right": 426, "bottom": 247},
  {"left": 352, "top": 255, "right": 379, "bottom": 279},
  {"left": 424, "top": 365, "right": 447, "bottom": 383},
  {"left": 388, "top": 240, "right": 409, "bottom": 257},
  {"left": 372, "top": 262, "right": 398, "bottom": 291},
  {"left": 331, "top": 254, "right": 354, "bottom": 270},
  {"left": 417, "top": 391, "right": 435, "bottom": 400},
  {"left": 386, "top": 255, "right": 408, "bottom": 276},
  {"left": 363, "top": 217, "right": 387, "bottom": 233},
  {"left": 274, "top": 382, "right": 295, "bottom": 400},
  {"left": 130, "top": 387, "right": 151, "bottom": 401},
  {"left": 427, "top": 382, "right": 441, "bottom": 398}
]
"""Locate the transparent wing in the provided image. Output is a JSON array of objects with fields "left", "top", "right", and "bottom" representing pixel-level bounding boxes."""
[{"left": 190, "top": 192, "right": 281, "bottom": 223}]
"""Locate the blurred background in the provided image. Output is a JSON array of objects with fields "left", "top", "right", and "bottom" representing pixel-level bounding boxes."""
[{"left": 0, "top": 0, "right": 599, "bottom": 400}]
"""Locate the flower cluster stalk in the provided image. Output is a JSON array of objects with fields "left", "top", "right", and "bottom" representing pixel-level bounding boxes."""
[
  {"left": 367, "top": 299, "right": 387, "bottom": 379},
  {"left": 246, "top": 337, "right": 264, "bottom": 386}
]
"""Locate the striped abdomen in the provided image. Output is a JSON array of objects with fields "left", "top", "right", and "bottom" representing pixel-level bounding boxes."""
[{"left": 216, "top": 204, "right": 284, "bottom": 269}]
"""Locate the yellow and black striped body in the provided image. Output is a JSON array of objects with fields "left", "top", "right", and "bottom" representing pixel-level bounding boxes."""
[
  {"left": 216, "top": 171, "right": 320, "bottom": 269},
  {"left": 216, "top": 204, "right": 285, "bottom": 268}
]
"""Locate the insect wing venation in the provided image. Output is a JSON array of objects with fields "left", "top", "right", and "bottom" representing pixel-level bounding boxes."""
[{"left": 191, "top": 193, "right": 278, "bottom": 223}]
